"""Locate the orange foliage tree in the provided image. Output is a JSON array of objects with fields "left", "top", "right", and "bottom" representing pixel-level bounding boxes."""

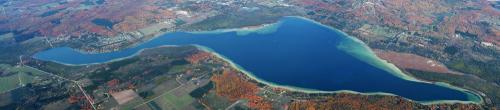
[{"left": 211, "top": 69, "right": 272, "bottom": 110}]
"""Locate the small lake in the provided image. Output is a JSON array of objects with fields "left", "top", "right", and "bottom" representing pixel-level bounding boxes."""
[{"left": 33, "top": 17, "right": 480, "bottom": 102}]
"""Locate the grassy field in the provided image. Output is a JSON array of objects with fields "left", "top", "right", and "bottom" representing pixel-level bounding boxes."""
[
  {"left": 0, "top": 74, "right": 22, "bottom": 93},
  {"left": 151, "top": 96, "right": 176, "bottom": 110},
  {"left": 120, "top": 97, "right": 146, "bottom": 110},
  {"left": 164, "top": 93, "right": 194, "bottom": 110},
  {"left": 152, "top": 77, "right": 180, "bottom": 94},
  {"left": 168, "top": 65, "right": 189, "bottom": 74},
  {"left": 0, "top": 73, "right": 35, "bottom": 93},
  {"left": 0, "top": 64, "right": 38, "bottom": 93},
  {"left": 149, "top": 92, "right": 195, "bottom": 110},
  {"left": 0, "top": 64, "right": 46, "bottom": 74},
  {"left": 202, "top": 92, "right": 232, "bottom": 109}
]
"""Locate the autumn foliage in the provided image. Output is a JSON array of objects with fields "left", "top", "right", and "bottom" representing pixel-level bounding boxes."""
[
  {"left": 211, "top": 70, "right": 272, "bottom": 110},
  {"left": 289, "top": 95, "right": 414, "bottom": 110},
  {"left": 106, "top": 79, "right": 119, "bottom": 87},
  {"left": 288, "top": 94, "right": 481, "bottom": 110},
  {"left": 187, "top": 51, "right": 212, "bottom": 64}
]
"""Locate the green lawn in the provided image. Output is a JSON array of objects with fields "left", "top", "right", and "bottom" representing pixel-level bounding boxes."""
[
  {"left": 163, "top": 92, "right": 194, "bottom": 110},
  {"left": 120, "top": 98, "right": 146, "bottom": 110},
  {"left": 202, "top": 92, "right": 232, "bottom": 109},
  {"left": 0, "top": 74, "right": 21, "bottom": 93},
  {"left": 0, "top": 64, "right": 38, "bottom": 93},
  {"left": 168, "top": 65, "right": 189, "bottom": 74}
]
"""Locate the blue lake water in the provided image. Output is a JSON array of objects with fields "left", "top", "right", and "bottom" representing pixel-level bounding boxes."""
[{"left": 33, "top": 17, "right": 479, "bottom": 102}]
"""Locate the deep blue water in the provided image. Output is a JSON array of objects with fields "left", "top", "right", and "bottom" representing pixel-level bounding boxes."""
[{"left": 34, "top": 17, "right": 475, "bottom": 102}]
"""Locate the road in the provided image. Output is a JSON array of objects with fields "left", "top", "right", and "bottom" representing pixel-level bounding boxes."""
[
  {"left": 24, "top": 65, "right": 97, "bottom": 110},
  {"left": 225, "top": 100, "right": 243, "bottom": 110},
  {"left": 133, "top": 80, "right": 185, "bottom": 109}
]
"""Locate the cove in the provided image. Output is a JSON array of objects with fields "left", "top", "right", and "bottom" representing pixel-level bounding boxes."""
[{"left": 33, "top": 17, "right": 481, "bottom": 103}]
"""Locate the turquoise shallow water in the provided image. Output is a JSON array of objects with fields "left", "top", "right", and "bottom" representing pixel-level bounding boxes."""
[{"left": 33, "top": 17, "right": 480, "bottom": 102}]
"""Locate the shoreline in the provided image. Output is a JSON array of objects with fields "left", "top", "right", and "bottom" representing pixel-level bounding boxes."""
[
  {"left": 193, "top": 45, "right": 481, "bottom": 105},
  {"left": 187, "top": 21, "right": 282, "bottom": 36},
  {"left": 32, "top": 16, "right": 483, "bottom": 105},
  {"left": 286, "top": 16, "right": 483, "bottom": 104},
  {"left": 32, "top": 45, "right": 182, "bottom": 66},
  {"left": 33, "top": 21, "right": 282, "bottom": 66}
]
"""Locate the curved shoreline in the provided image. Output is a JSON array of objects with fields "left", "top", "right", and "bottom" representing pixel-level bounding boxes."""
[
  {"left": 32, "top": 16, "right": 483, "bottom": 105},
  {"left": 187, "top": 21, "right": 282, "bottom": 36},
  {"left": 193, "top": 43, "right": 481, "bottom": 105},
  {"left": 32, "top": 22, "right": 282, "bottom": 66},
  {"left": 32, "top": 45, "right": 183, "bottom": 66},
  {"left": 285, "top": 16, "right": 483, "bottom": 104}
]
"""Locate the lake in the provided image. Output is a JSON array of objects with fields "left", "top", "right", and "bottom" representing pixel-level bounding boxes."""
[{"left": 33, "top": 17, "right": 480, "bottom": 102}]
